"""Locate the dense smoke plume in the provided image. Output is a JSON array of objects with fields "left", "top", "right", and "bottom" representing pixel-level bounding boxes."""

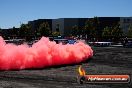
[{"left": 0, "top": 36, "right": 93, "bottom": 70}]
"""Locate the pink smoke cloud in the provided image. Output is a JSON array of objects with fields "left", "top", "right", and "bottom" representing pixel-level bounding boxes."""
[{"left": 0, "top": 36, "right": 93, "bottom": 70}]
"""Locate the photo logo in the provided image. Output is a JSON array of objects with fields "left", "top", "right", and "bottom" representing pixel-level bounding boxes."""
[{"left": 77, "top": 66, "right": 130, "bottom": 84}]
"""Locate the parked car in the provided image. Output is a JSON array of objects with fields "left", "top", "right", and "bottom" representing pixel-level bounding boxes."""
[{"left": 124, "top": 41, "right": 132, "bottom": 48}]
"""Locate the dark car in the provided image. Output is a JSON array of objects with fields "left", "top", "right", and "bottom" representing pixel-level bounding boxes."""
[{"left": 124, "top": 41, "right": 132, "bottom": 48}]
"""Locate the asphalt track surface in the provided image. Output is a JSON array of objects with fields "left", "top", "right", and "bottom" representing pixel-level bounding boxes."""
[{"left": 0, "top": 47, "right": 132, "bottom": 88}]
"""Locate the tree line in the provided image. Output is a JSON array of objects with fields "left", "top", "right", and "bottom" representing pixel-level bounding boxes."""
[
  {"left": 71, "top": 17, "right": 132, "bottom": 41},
  {"left": 0, "top": 17, "right": 132, "bottom": 42},
  {"left": 0, "top": 22, "right": 59, "bottom": 41}
]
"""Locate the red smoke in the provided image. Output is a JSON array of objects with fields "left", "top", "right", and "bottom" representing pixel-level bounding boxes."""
[{"left": 0, "top": 36, "right": 93, "bottom": 70}]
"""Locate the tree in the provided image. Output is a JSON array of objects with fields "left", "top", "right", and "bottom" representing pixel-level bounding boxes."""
[
  {"left": 52, "top": 31, "right": 60, "bottom": 36},
  {"left": 91, "top": 17, "right": 100, "bottom": 38},
  {"left": 38, "top": 22, "right": 51, "bottom": 37},
  {"left": 19, "top": 23, "right": 32, "bottom": 40},
  {"left": 102, "top": 26, "right": 111, "bottom": 38},
  {"left": 111, "top": 24, "right": 123, "bottom": 39},
  {"left": 19, "top": 24, "right": 26, "bottom": 38},
  {"left": 11, "top": 26, "right": 19, "bottom": 38},
  {"left": 0, "top": 28, "right": 2, "bottom": 36},
  {"left": 84, "top": 19, "right": 91, "bottom": 36},
  {"left": 84, "top": 17, "right": 99, "bottom": 38},
  {"left": 71, "top": 25, "right": 79, "bottom": 36},
  {"left": 102, "top": 23, "right": 123, "bottom": 41},
  {"left": 127, "top": 24, "right": 132, "bottom": 38}
]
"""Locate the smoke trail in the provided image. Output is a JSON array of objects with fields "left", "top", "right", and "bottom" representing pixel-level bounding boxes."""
[{"left": 0, "top": 36, "right": 93, "bottom": 70}]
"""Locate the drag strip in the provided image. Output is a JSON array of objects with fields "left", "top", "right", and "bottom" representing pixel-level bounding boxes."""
[{"left": 0, "top": 47, "right": 132, "bottom": 88}]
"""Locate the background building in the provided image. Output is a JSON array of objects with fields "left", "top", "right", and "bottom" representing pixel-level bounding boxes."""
[
  {"left": 0, "top": 17, "right": 132, "bottom": 40},
  {"left": 52, "top": 18, "right": 64, "bottom": 35},
  {"left": 120, "top": 17, "right": 132, "bottom": 36},
  {"left": 52, "top": 17, "right": 121, "bottom": 37},
  {"left": 28, "top": 19, "right": 52, "bottom": 37}
]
